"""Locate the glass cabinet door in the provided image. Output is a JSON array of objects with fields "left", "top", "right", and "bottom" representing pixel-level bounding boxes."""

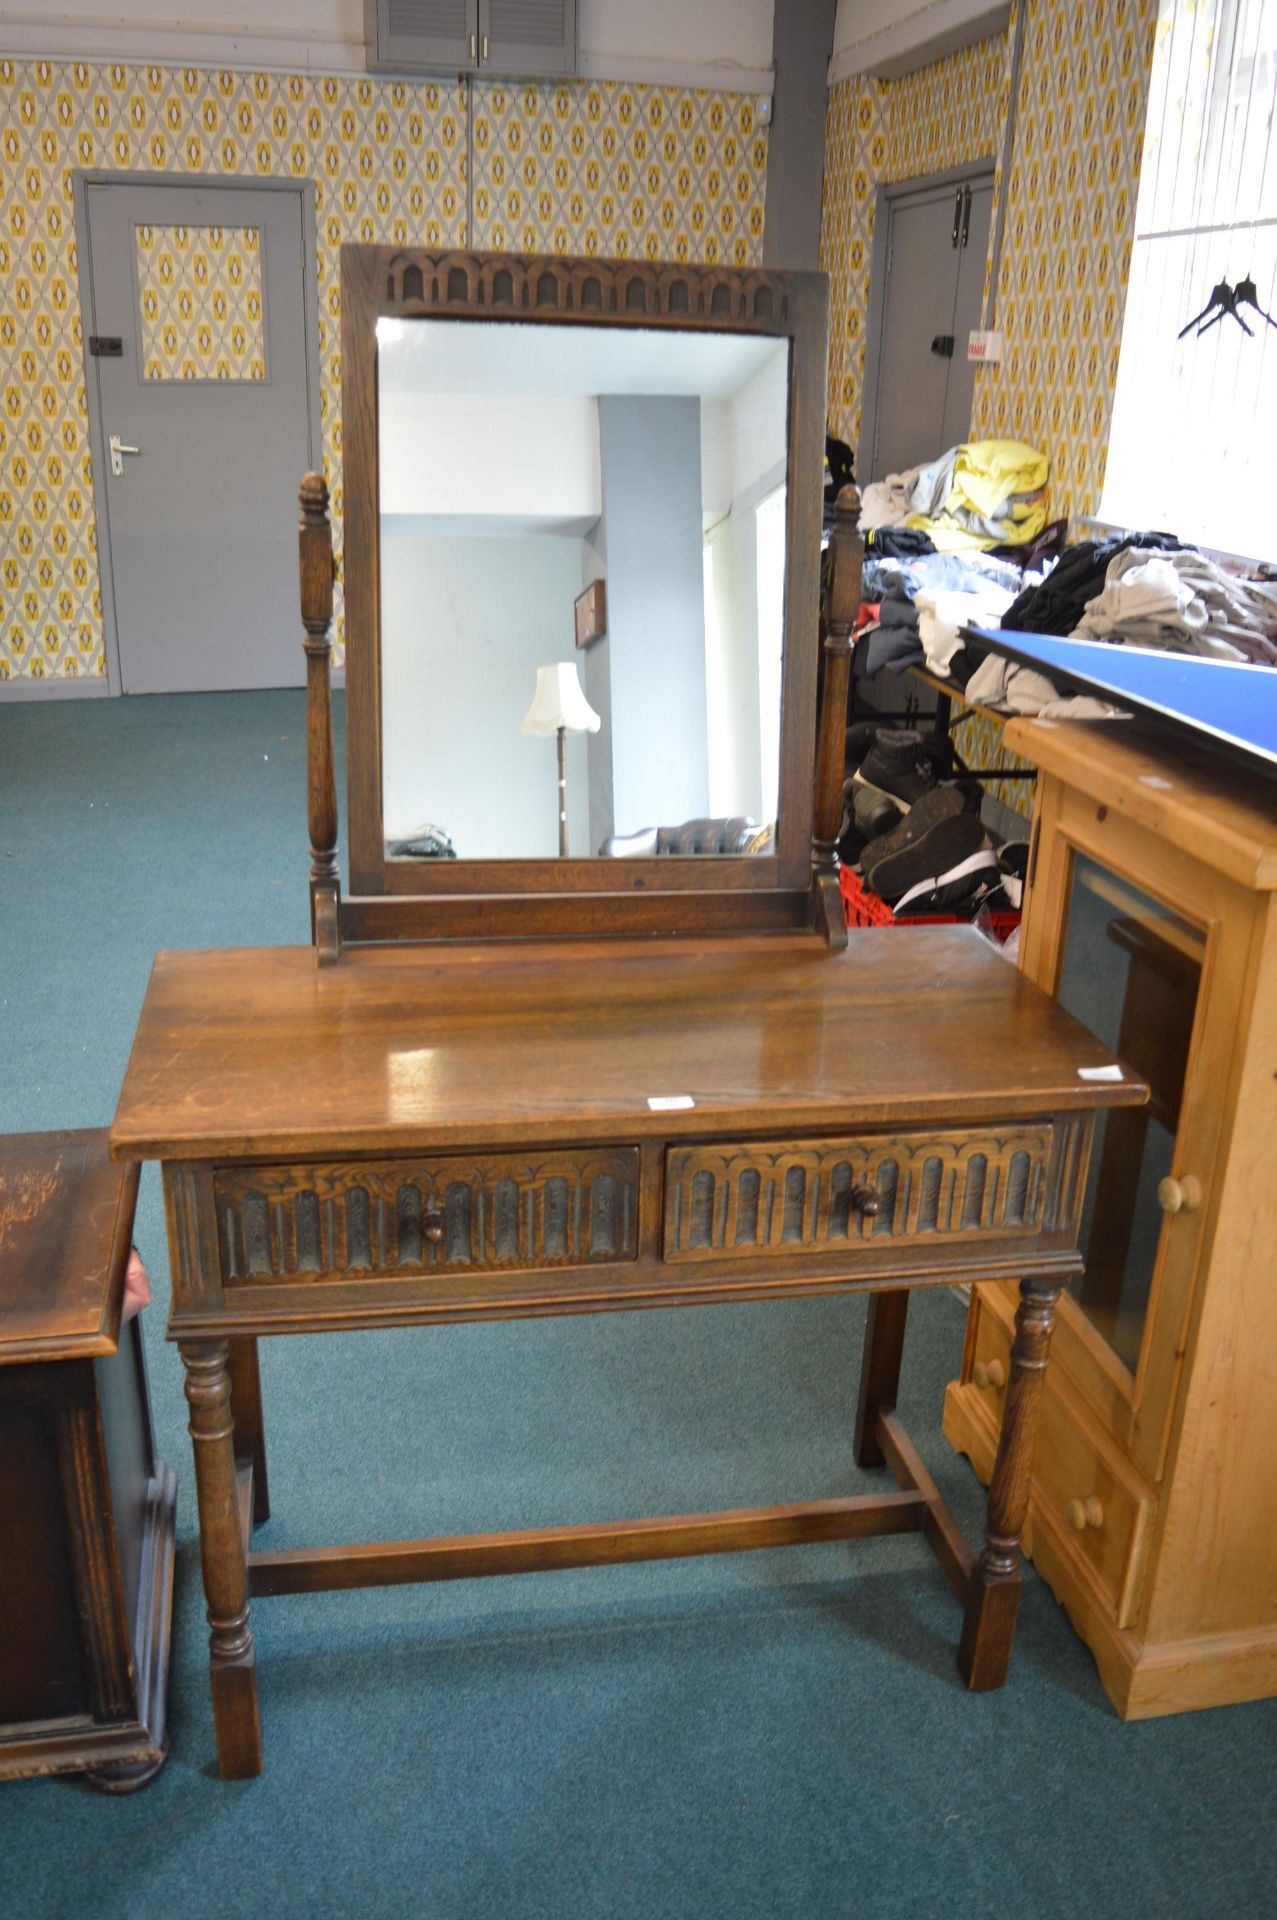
[{"left": 1054, "top": 852, "right": 1206, "bottom": 1372}]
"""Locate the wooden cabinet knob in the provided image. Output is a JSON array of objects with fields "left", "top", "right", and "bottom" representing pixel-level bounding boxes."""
[
  {"left": 1157, "top": 1174, "right": 1203, "bottom": 1214},
  {"left": 972, "top": 1358, "right": 1006, "bottom": 1391},
  {"left": 423, "top": 1211, "right": 445, "bottom": 1244},
  {"left": 1067, "top": 1495, "right": 1105, "bottom": 1532},
  {"left": 851, "top": 1185, "right": 880, "bottom": 1217}
]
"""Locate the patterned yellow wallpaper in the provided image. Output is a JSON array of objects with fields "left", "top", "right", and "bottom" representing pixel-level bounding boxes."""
[
  {"left": 135, "top": 222, "right": 265, "bottom": 380},
  {"left": 888, "top": 32, "right": 1008, "bottom": 184},
  {"left": 0, "top": 59, "right": 767, "bottom": 681},
  {"left": 970, "top": 0, "right": 1159, "bottom": 523},
  {"left": 820, "top": 34, "right": 1009, "bottom": 450},
  {"left": 471, "top": 83, "right": 765, "bottom": 263}
]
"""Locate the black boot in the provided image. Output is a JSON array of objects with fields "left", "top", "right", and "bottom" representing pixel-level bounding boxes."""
[{"left": 852, "top": 727, "right": 936, "bottom": 813}]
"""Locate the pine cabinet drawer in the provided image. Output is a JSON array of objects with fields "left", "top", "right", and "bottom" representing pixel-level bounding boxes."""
[
  {"left": 972, "top": 1304, "right": 1154, "bottom": 1629},
  {"left": 214, "top": 1149, "right": 640, "bottom": 1283},
  {"left": 663, "top": 1124, "right": 1069, "bottom": 1264}
]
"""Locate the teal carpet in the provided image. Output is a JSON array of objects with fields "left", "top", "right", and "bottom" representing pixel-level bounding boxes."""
[{"left": 1, "top": 690, "right": 1274, "bottom": 1920}]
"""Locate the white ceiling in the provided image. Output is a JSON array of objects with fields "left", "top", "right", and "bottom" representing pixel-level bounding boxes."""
[
  {"left": 830, "top": 0, "right": 1011, "bottom": 81},
  {"left": 377, "top": 318, "right": 786, "bottom": 402}
]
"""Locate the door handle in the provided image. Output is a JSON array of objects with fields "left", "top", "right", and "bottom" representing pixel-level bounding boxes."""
[
  {"left": 951, "top": 188, "right": 962, "bottom": 248},
  {"left": 960, "top": 185, "right": 972, "bottom": 248},
  {"left": 109, "top": 433, "right": 141, "bottom": 477}
]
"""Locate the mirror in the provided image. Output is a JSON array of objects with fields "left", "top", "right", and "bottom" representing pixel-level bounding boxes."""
[{"left": 376, "top": 318, "right": 790, "bottom": 861}]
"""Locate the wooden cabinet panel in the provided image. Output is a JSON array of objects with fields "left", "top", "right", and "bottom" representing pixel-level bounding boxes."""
[
  {"left": 968, "top": 1298, "right": 1153, "bottom": 1630},
  {"left": 215, "top": 1148, "right": 641, "bottom": 1284},
  {"left": 948, "top": 720, "right": 1277, "bottom": 1716}
]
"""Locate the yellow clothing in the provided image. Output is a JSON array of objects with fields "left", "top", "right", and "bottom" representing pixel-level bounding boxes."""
[
  {"left": 906, "top": 438, "right": 1050, "bottom": 550},
  {"left": 950, "top": 440, "right": 1049, "bottom": 518}
]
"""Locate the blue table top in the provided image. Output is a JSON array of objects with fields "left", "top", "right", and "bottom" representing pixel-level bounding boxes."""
[{"left": 964, "top": 627, "right": 1277, "bottom": 776}]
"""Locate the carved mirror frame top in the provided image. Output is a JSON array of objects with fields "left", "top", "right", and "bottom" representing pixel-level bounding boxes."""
[{"left": 328, "top": 244, "right": 841, "bottom": 949}]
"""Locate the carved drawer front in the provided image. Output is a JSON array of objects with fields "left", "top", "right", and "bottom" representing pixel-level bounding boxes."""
[
  {"left": 215, "top": 1149, "right": 640, "bottom": 1284},
  {"left": 663, "top": 1125, "right": 1064, "bottom": 1264}
]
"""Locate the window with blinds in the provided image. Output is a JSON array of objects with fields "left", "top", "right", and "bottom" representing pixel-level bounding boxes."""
[{"left": 1099, "top": 0, "right": 1276, "bottom": 559}]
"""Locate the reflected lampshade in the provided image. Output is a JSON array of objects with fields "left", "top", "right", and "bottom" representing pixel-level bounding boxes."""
[{"left": 520, "top": 662, "right": 602, "bottom": 737}]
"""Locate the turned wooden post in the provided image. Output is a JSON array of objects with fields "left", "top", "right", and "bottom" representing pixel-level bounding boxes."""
[
  {"left": 180, "top": 1340, "right": 262, "bottom": 1779},
  {"left": 299, "top": 471, "right": 340, "bottom": 966},
  {"left": 958, "top": 1275, "right": 1062, "bottom": 1690},
  {"left": 810, "top": 482, "right": 863, "bottom": 948}
]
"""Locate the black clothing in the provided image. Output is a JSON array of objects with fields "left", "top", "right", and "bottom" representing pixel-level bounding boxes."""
[{"left": 1002, "top": 530, "right": 1184, "bottom": 635}]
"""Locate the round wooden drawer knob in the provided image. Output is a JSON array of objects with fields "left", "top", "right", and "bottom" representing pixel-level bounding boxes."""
[
  {"left": 1067, "top": 1495, "right": 1105, "bottom": 1532},
  {"left": 851, "top": 1185, "right": 881, "bottom": 1217},
  {"left": 972, "top": 1358, "right": 1006, "bottom": 1391},
  {"left": 423, "top": 1211, "right": 446, "bottom": 1244},
  {"left": 1157, "top": 1174, "right": 1203, "bottom": 1214}
]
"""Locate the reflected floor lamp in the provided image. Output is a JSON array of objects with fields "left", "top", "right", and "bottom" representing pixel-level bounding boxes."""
[{"left": 521, "top": 663, "right": 602, "bottom": 857}]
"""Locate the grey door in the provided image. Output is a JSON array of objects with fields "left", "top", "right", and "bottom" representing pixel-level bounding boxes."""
[
  {"left": 862, "top": 172, "right": 994, "bottom": 483},
  {"left": 81, "top": 179, "right": 316, "bottom": 693},
  {"left": 937, "top": 180, "right": 993, "bottom": 453}
]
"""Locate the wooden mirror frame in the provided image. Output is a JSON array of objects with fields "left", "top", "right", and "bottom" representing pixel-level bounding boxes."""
[{"left": 303, "top": 246, "right": 861, "bottom": 957}]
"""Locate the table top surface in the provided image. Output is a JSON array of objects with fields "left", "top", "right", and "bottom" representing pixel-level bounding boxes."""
[
  {"left": 109, "top": 930, "right": 1144, "bottom": 1164},
  {"left": 0, "top": 1129, "right": 138, "bottom": 1362}
]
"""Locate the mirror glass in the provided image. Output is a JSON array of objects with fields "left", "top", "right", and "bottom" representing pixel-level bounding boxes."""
[{"left": 377, "top": 317, "right": 789, "bottom": 861}]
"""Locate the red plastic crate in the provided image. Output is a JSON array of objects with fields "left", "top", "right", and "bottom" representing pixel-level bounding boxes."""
[{"left": 839, "top": 864, "right": 1019, "bottom": 943}]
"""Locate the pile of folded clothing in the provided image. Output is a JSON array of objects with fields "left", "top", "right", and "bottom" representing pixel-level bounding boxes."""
[
  {"left": 1000, "top": 529, "right": 1185, "bottom": 633},
  {"left": 962, "top": 650, "right": 1123, "bottom": 720},
  {"left": 965, "top": 532, "right": 1277, "bottom": 718},
  {"left": 837, "top": 724, "right": 1024, "bottom": 925},
  {"left": 1070, "top": 547, "right": 1277, "bottom": 663},
  {"left": 862, "top": 440, "right": 1051, "bottom": 554},
  {"left": 852, "top": 549, "right": 1022, "bottom": 681}
]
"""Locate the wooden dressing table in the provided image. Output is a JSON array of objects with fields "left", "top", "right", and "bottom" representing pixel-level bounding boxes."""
[{"left": 109, "top": 250, "right": 1143, "bottom": 1778}]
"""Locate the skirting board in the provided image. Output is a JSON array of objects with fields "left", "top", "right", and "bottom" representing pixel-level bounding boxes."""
[{"left": 0, "top": 676, "right": 110, "bottom": 702}]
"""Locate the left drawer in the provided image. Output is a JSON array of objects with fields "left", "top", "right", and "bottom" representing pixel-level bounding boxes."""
[{"left": 214, "top": 1149, "right": 641, "bottom": 1283}]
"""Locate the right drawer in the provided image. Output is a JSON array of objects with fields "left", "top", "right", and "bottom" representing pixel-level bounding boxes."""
[
  {"left": 973, "top": 1302, "right": 1154, "bottom": 1629},
  {"left": 662, "top": 1122, "right": 1075, "bottom": 1264}
]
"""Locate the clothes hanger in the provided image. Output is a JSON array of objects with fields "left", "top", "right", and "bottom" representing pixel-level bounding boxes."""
[
  {"left": 1232, "top": 273, "right": 1277, "bottom": 332},
  {"left": 1177, "top": 280, "right": 1234, "bottom": 337},
  {"left": 1194, "top": 281, "right": 1253, "bottom": 337}
]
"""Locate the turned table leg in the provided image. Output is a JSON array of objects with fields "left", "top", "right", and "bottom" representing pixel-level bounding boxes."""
[
  {"left": 228, "top": 1336, "right": 271, "bottom": 1525},
  {"left": 959, "top": 1276, "right": 1062, "bottom": 1691},
  {"left": 853, "top": 1289, "right": 909, "bottom": 1469},
  {"left": 180, "top": 1340, "right": 263, "bottom": 1779}
]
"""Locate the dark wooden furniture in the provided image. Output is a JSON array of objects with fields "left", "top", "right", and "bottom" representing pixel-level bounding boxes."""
[
  {"left": 109, "top": 248, "right": 1145, "bottom": 1779},
  {"left": 330, "top": 247, "right": 836, "bottom": 954},
  {"left": 111, "top": 934, "right": 1143, "bottom": 1778},
  {"left": 0, "top": 1130, "right": 175, "bottom": 1791}
]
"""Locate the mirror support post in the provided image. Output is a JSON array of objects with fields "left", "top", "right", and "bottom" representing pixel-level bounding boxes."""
[
  {"left": 299, "top": 472, "right": 341, "bottom": 966},
  {"left": 810, "top": 483, "right": 863, "bottom": 950}
]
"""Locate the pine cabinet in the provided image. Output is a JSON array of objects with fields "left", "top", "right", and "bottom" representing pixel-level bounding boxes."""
[{"left": 943, "top": 717, "right": 1277, "bottom": 1717}]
